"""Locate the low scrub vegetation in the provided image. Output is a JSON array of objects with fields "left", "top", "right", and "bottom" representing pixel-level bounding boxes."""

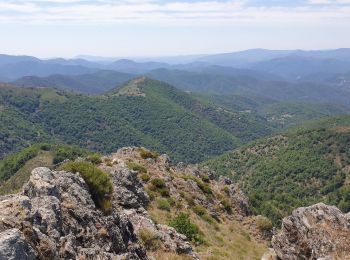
[
  {"left": 182, "top": 175, "right": 212, "bottom": 195},
  {"left": 156, "top": 198, "right": 171, "bottom": 211},
  {"left": 62, "top": 161, "right": 113, "bottom": 214},
  {"left": 127, "top": 162, "right": 147, "bottom": 173},
  {"left": 86, "top": 153, "right": 102, "bottom": 164},
  {"left": 138, "top": 228, "right": 162, "bottom": 251},
  {"left": 139, "top": 148, "right": 159, "bottom": 159},
  {"left": 255, "top": 215, "right": 273, "bottom": 232},
  {"left": 169, "top": 213, "right": 203, "bottom": 243},
  {"left": 139, "top": 172, "right": 150, "bottom": 182}
]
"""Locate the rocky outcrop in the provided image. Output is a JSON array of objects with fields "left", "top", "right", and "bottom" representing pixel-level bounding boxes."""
[
  {"left": 272, "top": 203, "right": 350, "bottom": 260},
  {"left": 0, "top": 167, "right": 146, "bottom": 259},
  {"left": 101, "top": 153, "right": 199, "bottom": 259},
  {"left": 0, "top": 147, "right": 268, "bottom": 259},
  {"left": 218, "top": 176, "right": 251, "bottom": 216}
]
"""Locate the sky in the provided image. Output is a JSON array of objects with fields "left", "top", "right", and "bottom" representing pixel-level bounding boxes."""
[{"left": 0, "top": 0, "right": 349, "bottom": 58}]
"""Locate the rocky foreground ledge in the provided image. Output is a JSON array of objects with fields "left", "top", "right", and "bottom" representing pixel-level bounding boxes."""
[{"left": 0, "top": 147, "right": 349, "bottom": 260}]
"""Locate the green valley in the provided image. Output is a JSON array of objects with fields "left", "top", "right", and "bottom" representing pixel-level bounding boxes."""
[{"left": 204, "top": 120, "right": 350, "bottom": 225}]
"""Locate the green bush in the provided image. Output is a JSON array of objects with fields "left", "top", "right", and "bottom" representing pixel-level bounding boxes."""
[
  {"left": 146, "top": 189, "right": 156, "bottom": 201},
  {"left": 139, "top": 172, "right": 150, "bottom": 182},
  {"left": 183, "top": 175, "right": 212, "bottom": 195},
  {"left": 169, "top": 213, "right": 202, "bottom": 243},
  {"left": 139, "top": 148, "right": 159, "bottom": 159},
  {"left": 62, "top": 161, "right": 113, "bottom": 214},
  {"left": 193, "top": 205, "right": 207, "bottom": 216},
  {"left": 87, "top": 153, "right": 102, "bottom": 164},
  {"left": 53, "top": 146, "right": 88, "bottom": 164},
  {"left": 151, "top": 178, "right": 166, "bottom": 189},
  {"left": 221, "top": 199, "right": 232, "bottom": 214},
  {"left": 127, "top": 162, "right": 147, "bottom": 173},
  {"left": 167, "top": 197, "right": 176, "bottom": 206},
  {"left": 201, "top": 175, "right": 210, "bottom": 183},
  {"left": 156, "top": 198, "right": 171, "bottom": 211},
  {"left": 256, "top": 215, "right": 273, "bottom": 232},
  {"left": 158, "top": 187, "right": 170, "bottom": 197},
  {"left": 222, "top": 186, "right": 230, "bottom": 195}
]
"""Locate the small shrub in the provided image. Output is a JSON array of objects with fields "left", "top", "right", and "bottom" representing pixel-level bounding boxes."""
[
  {"left": 157, "top": 198, "right": 171, "bottom": 211},
  {"left": 169, "top": 213, "right": 203, "bottom": 243},
  {"left": 146, "top": 189, "right": 156, "bottom": 201},
  {"left": 139, "top": 148, "right": 159, "bottom": 159},
  {"left": 197, "top": 181, "right": 212, "bottom": 195},
  {"left": 193, "top": 205, "right": 207, "bottom": 216},
  {"left": 40, "top": 143, "right": 51, "bottom": 151},
  {"left": 223, "top": 186, "right": 230, "bottom": 195},
  {"left": 87, "top": 154, "right": 102, "bottom": 165},
  {"left": 139, "top": 228, "right": 162, "bottom": 251},
  {"left": 167, "top": 197, "right": 176, "bottom": 206},
  {"left": 62, "top": 161, "right": 113, "bottom": 214},
  {"left": 151, "top": 178, "right": 166, "bottom": 189},
  {"left": 256, "top": 215, "right": 273, "bottom": 232},
  {"left": 201, "top": 175, "right": 210, "bottom": 183},
  {"left": 127, "top": 162, "right": 147, "bottom": 173},
  {"left": 184, "top": 175, "right": 212, "bottom": 195},
  {"left": 139, "top": 173, "right": 150, "bottom": 182},
  {"left": 159, "top": 187, "right": 170, "bottom": 197},
  {"left": 221, "top": 199, "right": 232, "bottom": 214}
]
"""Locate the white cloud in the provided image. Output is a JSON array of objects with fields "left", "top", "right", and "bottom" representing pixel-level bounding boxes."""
[{"left": 0, "top": 0, "right": 349, "bottom": 27}]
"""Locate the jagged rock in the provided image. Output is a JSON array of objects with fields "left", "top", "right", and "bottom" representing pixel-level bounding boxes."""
[
  {"left": 0, "top": 229, "right": 36, "bottom": 260},
  {"left": 123, "top": 209, "right": 200, "bottom": 259},
  {"left": 156, "top": 154, "right": 171, "bottom": 168},
  {"left": 0, "top": 167, "right": 147, "bottom": 260},
  {"left": 156, "top": 225, "right": 199, "bottom": 260},
  {"left": 218, "top": 176, "right": 251, "bottom": 216},
  {"left": 272, "top": 203, "right": 350, "bottom": 260},
  {"left": 105, "top": 165, "right": 149, "bottom": 209},
  {"left": 218, "top": 176, "right": 232, "bottom": 185}
]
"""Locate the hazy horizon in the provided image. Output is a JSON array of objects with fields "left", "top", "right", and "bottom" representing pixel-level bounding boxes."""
[{"left": 2, "top": 47, "right": 350, "bottom": 60}]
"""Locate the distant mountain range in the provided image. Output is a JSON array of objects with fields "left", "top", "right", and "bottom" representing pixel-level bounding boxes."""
[{"left": 1, "top": 48, "right": 350, "bottom": 109}]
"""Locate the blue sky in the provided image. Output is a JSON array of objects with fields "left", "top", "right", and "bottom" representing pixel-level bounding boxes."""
[{"left": 0, "top": 0, "right": 349, "bottom": 58}]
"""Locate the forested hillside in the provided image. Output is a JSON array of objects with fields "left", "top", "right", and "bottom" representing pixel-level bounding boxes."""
[
  {"left": 0, "top": 78, "right": 275, "bottom": 163},
  {"left": 204, "top": 121, "right": 350, "bottom": 225}
]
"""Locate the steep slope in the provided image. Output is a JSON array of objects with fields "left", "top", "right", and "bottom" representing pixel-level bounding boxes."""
[
  {"left": 0, "top": 144, "right": 90, "bottom": 195},
  {"left": 204, "top": 121, "right": 350, "bottom": 225},
  {"left": 0, "top": 78, "right": 276, "bottom": 163}
]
